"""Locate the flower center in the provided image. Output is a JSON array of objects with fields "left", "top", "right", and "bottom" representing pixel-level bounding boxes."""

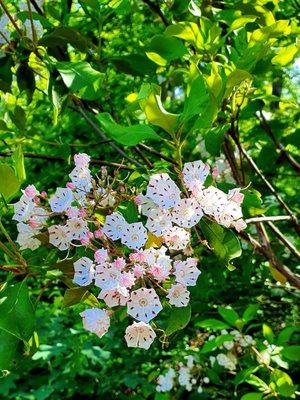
[{"left": 139, "top": 298, "right": 148, "bottom": 307}]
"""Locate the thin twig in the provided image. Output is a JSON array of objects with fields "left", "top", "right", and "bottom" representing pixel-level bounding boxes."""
[
  {"left": 266, "top": 221, "right": 300, "bottom": 260},
  {"left": 245, "top": 216, "right": 292, "bottom": 223},
  {"left": 142, "top": 0, "right": 169, "bottom": 26},
  {"left": 138, "top": 144, "right": 178, "bottom": 166},
  {"left": 77, "top": 106, "right": 143, "bottom": 168}
]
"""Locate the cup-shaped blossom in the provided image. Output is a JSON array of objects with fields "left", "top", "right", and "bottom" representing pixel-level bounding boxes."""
[
  {"left": 65, "top": 217, "right": 89, "bottom": 241},
  {"left": 164, "top": 226, "right": 190, "bottom": 250},
  {"left": 146, "top": 208, "right": 172, "bottom": 236},
  {"left": 174, "top": 258, "right": 201, "bottom": 286},
  {"left": 73, "top": 257, "right": 94, "bottom": 286},
  {"left": 95, "top": 263, "right": 122, "bottom": 290},
  {"left": 98, "top": 287, "right": 129, "bottom": 307},
  {"left": 182, "top": 160, "right": 209, "bottom": 190},
  {"left": 121, "top": 222, "right": 148, "bottom": 250},
  {"left": 127, "top": 288, "right": 162, "bottom": 323},
  {"left": 167, "top": 283, "right": 190, "bottom": 307},
  {"left": 146, "top": 173, "right": 181, "bottom": 209},
  {"left": 102, "top": 212, "right": 128, "bottom": 241},
  {"left": 80, "top": 308, "right": 110, "bottom": 338},
  {"left": 172, "top": 198, "right": 203, "bottom": 228},
  {"left": 48, "top": 224, "right": 70, "bottom": 251},
  {"left": 124, "top": 321, "right": 156, "bottom": 349},
  {"left": 49, "top": 187, "right": 73, "bottom": 213}
]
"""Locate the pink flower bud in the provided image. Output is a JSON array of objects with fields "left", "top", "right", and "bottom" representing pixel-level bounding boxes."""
[
  {"left": 234, "top": 219, "right": 247, "bottom": 232},
  {"left": 94, "top": 229, "right": 103, "bottom": 239},
  {"left": 133, "top": 264, "right": 144, "bottom": 278},
  {"left": 24, "top": 185, "right": 38, "bottom": 198},
  {"left": 114, "top": 257, "right": 126, "bottom": 270},
  {"left": 134, "top": 195, "right": 143, "bottom": 205},
  {"left": 28, "top": 218, "right": 40, "bottom": 229},
  {"left": 119, "top": 272, "right": 135, "bottom": 288},
  {"left": 74, "top": 153, "right": 90, "bottom": 168},
  {"left": 40, "top": 191, "right": 47, "bottom": 199},
  {"left": 66, "top": 182, "right": 75, "bottom": 190},
  {"left": 212, "top": 166, "right": 219, "bottom": 178},
  {"left": 80, "top": 237, "right": 90, "bottom": 246},
  {"left": 94, "top": 248, "right": 108, "bottom": 264}
]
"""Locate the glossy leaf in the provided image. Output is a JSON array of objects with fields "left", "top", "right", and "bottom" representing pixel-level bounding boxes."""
[{"left": 165, "top": 305, "right": 191, "bottom": 336}]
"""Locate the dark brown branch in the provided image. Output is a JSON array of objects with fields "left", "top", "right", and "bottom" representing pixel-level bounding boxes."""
[
  {"left": 0, "top": 152, "right": 134, "bottom": 170},
  {"left": 142, "top": 0, "right": 169, "bottom": 26},
  {"left": 138, "top": 144, "right": 178, "bottom": 166},
  {"left": 258, "top": 111, "right": 300, "bottom": 173},
  {"left": 266, "top": 221, "right": 300, "bottom": 260}
]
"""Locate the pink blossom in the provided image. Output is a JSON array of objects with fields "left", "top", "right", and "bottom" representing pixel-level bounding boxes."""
[
  {"left": 94, "top": 248, "right": 108, "bottom": 264},
  {"left": 133, "top": 264, "right": 144, "bottom": 278},
  {"left": 28, "top": 218, "right": 40, "bottom": 229},
  {"left": 24, "top": 185, "right": 38, "bottom": 198},
  {"left": 78, "top": 208, "right": 87, "bottom": 218},
  {"left": 228, "top": 189, "right": 244, "bottom": 204},
  {"left": 113, "top": 257, "right": 126, "bottom": 270},
  {"left": 40, "top": 191, "right": 47, "bottom": 199},
  {"left": 212, "top": 166, "right": 219, "bottom": 178},
  {"left": 134, "top": 195, "right": 143, "bottom": 205},
  {"left": 119, "top": 271, "right": 135, "bottom": 288},
  {"left": 66, "top": 182, "right": 76, "bottom": 190},
  {"left": 80, "top": 236, "right": 90, "bottom": 246},
  {"left": 234, "top": 219, "right": 247, "bottom": 232},
  {"left": 74, "top": 153, "right": 91, "bottom": 168},
  {"left": 66, "top": 207, "right": 79, "bottom": 219},
  {"left": 94, "top": 229, "right": 103, "bottom": 239}
]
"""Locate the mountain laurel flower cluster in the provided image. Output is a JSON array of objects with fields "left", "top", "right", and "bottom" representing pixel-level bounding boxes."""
[{"left": 12, "top": 154, "right": 246, "bottom": 350}]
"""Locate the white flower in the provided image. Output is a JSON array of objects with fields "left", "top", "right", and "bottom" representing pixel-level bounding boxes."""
[
  {"left": 80, "top": 308, "right": 110, "bottom": 338},
  {"left": 172, "top": 198, "right": 203, "bottom": 228},
  {"left": 65, "top": 218, "right": 89, "bottom": 240},
  {"left": 48, "top": 224, "right": 70, "bottom": 251},
  {"left": 164, "top": 226, "right": 190, "bottom": 250},
  {"left": 96, "top": 188, "right": 116, "bottom": 207},
  {"left": 156, "top": 368, "right": 176, "bottom": 392},
  {"left": 127, "top": 288, "right": 162, "bottom": 323},
  {"left": 234, "top": 219, "right": 247, "bottom": 232},
  {"left": 198, "top": 186, "right": 227, "bottom": 216},
  {"left": 167, "top": 284, "right": 190, "bottom": 307},
  {"left": 182, "top": 160, "right": 209, "bottom": 190},
  {"left": 216, "top": 353, "right": 237, "bottom": 370},
  {"left": 69, "top": 166, "right": 92, "bottom": 193},
  {"left": 178, "top": 366, "right": 192, "bottom": 390},
  {"left": 138, "top": 195, "right": 158, "bottom": 217},
  {"left": 223, "top": 340, "right": 234, "bottom": 350},
  {"left": 146, "top": 173, "right": 181, "bottom": 209},
  {"left": 124, "top": 321, "right": 156, "bottom": 350},
  {"left": 146, "top": 208, "right": 172, "bottom": 236},
  {"left": 95, "top": 263, "right": 122, "bottom": 290},
  {"left": 13, "top": 195, "right": 35, "bottom": 222},
  {"left": 98, "top": 287, "right": 129, "bottom": 307},
  {"left": 16, "top": 222, "right": 40, "bottom": 250},
  {"left": 121, "top": 222, "right": 148, "bottom": 250},
  {"left": 174, "top": 258, "right": 200, "bottom": 286},
  {"left": 73, "top": 257, "right": 94, "bottom": 286},
  {"left": 102, "top": 212, "right": 128, "bottom": 241},
  {"left": 49, "top": 188, "right": 73, "bottom": 213}
]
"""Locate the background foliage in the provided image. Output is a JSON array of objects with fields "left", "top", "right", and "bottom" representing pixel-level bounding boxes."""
[{"left": 0, "top": 0, "right": 299, "bottom": 399}]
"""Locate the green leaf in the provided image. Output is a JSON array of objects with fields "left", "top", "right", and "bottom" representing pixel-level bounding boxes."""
[
  {"left": 242, "top": 304, "right": 259, "bottom": 323},
  {"left": 272, "top": 44, "right": 299, "bottom": 66},
  {"left": 0, "top": 281, "right": 35, "bottom": 342},
  {"left": 240, "top": 393, "right": 263, "bottom": 400},
  {"left": 218, "top": 306, "right": 239, "bottom": 326},
  {"left": 277, "top": 326, "right": 300, "bottom": 346},
  {"left": 242, "top": 189, "right": 267, "bottom": 217},
  {"left": 196, "top": 319, "right": 230, "bottom": 330},
  {"left": 281, "top": 346, "right": 300, "bottom": 362},
  {"left": 63, "top": 287, "right": 99, "bottom": 308},
  {"left": 96, "top": 113, "right": 160, "bottom": 146},
  {"left": 165, "top": 21, "right": 202, "bottom": 48},
  {"left": 230, "top": 15, "right": 257, "bottom": 31},
  {"left": 56, "top": 61, "right": 104, "bottom": 100},
  {"left": 165, "top": 305, "right": 191, "bottom": 336},
  {"left": 146, "top": 34, "right": 188, "bottom": 66},
  {"left": 224, "top": 69, "right": 252, "bottom": 98},
  {"left": 180, "top": 75, "right": 209, "bottom": 123},
  {"left": 10, "top": 105, "right": 26, "bottom": 130},
  {"left": 0, "top": 330, "right": 20, "bottom": 371},
  {"left": 271, "top": 369, "right": 295, "bottom": 397},
  {"left": 16, "top": 63, "right": 35, "bottom": 103},
  {"left": 0, "top": 164, "right": 20, "bottom": 201},
  {"left": 233, "top": 367, "right": 260, "bottom": 385},
  {"left": 138, "top": 84, "right": 179, "bottom": 135},
  {"left": 110, "top": 54, "right": 156, "bottom": 76},
  {"left": 117, "top": 200, "right": 139, "bottom": 223},
  {"left": 200, "top": 219, "right": 242, "bottom": 266},
  {"left": 205, "top": 124, "right": 230, "bottom": 156},
  {"left": 262, "top": 324, "right": 274, "bottom": 344},
  {"left": 39, "top": 27, "right": 90, "bottom": 52},
  {"left": 11, "top": 145, "right": 26, "bottom": 183}
]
